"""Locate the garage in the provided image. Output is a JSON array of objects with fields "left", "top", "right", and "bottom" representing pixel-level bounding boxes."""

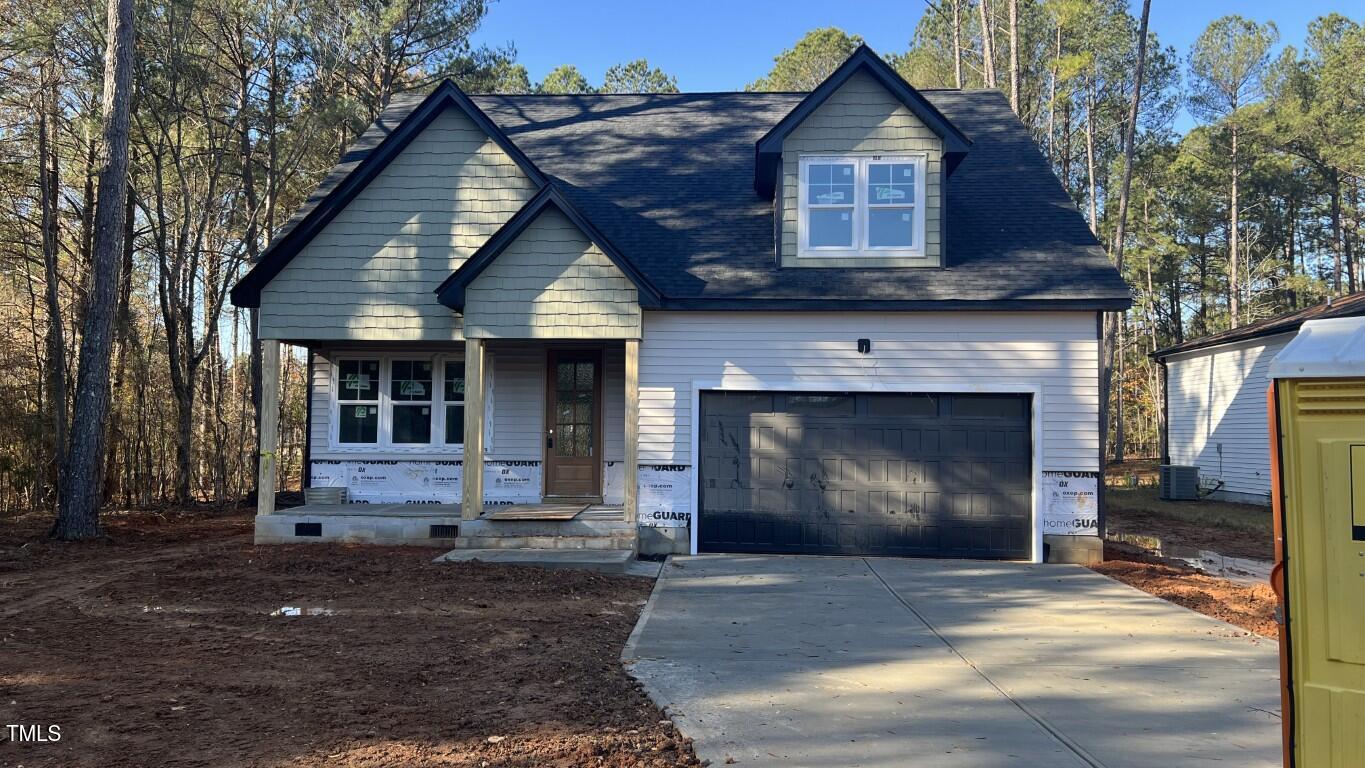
[{"left": 698, "top": 390, "right": 1032, "bottom": 558}]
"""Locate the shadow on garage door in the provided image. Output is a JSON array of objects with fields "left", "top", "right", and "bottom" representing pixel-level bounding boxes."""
[{"left": 698, "top": 390, "right": 1032, "bottom": 558}]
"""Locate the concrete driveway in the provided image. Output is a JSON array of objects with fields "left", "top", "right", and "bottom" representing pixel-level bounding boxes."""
[{"left": 623, "top": 555, "right": 1281, "bottom": 768}]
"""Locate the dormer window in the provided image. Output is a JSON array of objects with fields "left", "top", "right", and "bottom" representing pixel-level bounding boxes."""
[{"left": 798, "top": 155, "right": 926, "bottom": 258}]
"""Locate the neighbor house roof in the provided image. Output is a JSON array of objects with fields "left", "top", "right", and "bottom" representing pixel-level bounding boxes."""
[
  {"left": 232, "top": 79, "right": 1131, "bottom": 311},
  {"left": 1152, "top": 291, "right": 1365, "bottom": 360}
]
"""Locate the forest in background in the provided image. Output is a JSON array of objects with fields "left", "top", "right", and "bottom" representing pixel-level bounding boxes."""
[{"left": 0, "top": 0, "right": 1361, "bottom": 522}]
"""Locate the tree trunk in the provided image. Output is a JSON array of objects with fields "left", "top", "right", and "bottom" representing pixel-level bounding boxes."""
[
  {"left": 1084, "top": 79, "right": 1098, "bottom": 234},
  {"left": 1229, "top": 123, "right": 1241, "bottom": 326},
  {"left": 1007, "top": 0, "right": 1020, "bottom": 113},
  {"left": 1099, "top": 0, "right": 1149, "bottom": 478},
  {"left": 978, "top": 0, "right": 997, "bottom": 88},
  {"left": 952, "top": 0, "right": 963, "bottom": 89},
  {"left": 1347, "top": 180, "right": 1357, "bottom": 293},
  {"left": 39, "top": 70, "right": 67, "bottom": 507},
  {"left": 1115, "top": 314, "right": 1126, "bottom": 463},
  {"left": 1047, "top": 23, "right": 1060, "bottom": 162},
  {"left": 1329, "top": 177, "right": 1342, "bottom": 294},
  {"left": 54, "top": 0, "right": 135, "bottom": 540},
  {"left": 101, "top": 188, "right": 137, "bottom": 504},
  {"left": 1061, "top": 99, "right": 1072, "bottom": 186}
]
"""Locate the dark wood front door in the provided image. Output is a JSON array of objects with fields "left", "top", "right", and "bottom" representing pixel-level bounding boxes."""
[{"left": 544, "top": 349, "right": 602, "bottom": 499}]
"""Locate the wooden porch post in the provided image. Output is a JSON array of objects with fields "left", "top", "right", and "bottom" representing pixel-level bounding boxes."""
[
  {"left": 462, "top": 338, "right": 485, "bottom": 520},
  {"left": 257, "top": 339, "right": 280, "bottom": 516},
  {"left": 624, "top": 339, "right": 640, "bottom": 525}
]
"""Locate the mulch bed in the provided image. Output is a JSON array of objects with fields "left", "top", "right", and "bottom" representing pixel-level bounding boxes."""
[
  {"left": 0, "top": 511, "right": 698, "bottom": 767},
  {"left": 1090, "top": 543, "right": 1278, "bottom": 639}
]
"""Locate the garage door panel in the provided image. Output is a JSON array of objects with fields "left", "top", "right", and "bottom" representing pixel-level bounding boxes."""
[{"left": 700, "top": 391, "right": 1032, "bottom": 559}]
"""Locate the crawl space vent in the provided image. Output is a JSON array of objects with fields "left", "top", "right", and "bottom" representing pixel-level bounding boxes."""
[
  {"left": 429, "top": 524, "right": 459, "bottom": 538},
  {"left": 294, "top": 522, "right": 322, "bottom": 537}
]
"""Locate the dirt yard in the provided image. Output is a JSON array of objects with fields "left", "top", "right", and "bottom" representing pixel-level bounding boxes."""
[
  {"left": 1105, "top": 486, "right": 1273, "bottom": 560},
  {"left": 0, "top": 509, "right": 698, "bottom": 768},
  {"left": 1093, "top": 462, "right": 1278, "bottom": 639},
  {"left": 1092, "top": 543, "right": 1278, "bottom": 638}
]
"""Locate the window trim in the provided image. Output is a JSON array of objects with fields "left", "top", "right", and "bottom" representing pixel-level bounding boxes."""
[
  {"left": 389, "top": 358, "right": 436, "bottom": 446},
  {"left": 330, "top": 353, "right": 481, "bottom": 453},
  {"left": 797, "top": 153, "right": 927, "bottom": 259},
  {"left": 440, "top": 358, "right": 467, "bottom": 448},
  {"left": 335, "top": 358, "right": 381, "bottom": 446}
]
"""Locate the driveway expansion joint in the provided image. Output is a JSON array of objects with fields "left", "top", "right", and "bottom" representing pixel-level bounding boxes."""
[{"left": 862, "top": 557, "right": 1110, "bottom": 768}]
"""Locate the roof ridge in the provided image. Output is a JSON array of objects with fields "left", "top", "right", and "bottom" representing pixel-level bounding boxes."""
[{"left": 471, "top": 91, "right": 811, "bottom": 98}]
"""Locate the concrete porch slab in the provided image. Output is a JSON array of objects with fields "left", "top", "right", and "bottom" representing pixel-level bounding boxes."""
[
  {"left": 435, "top": 547, "right": 657, "bottom": 576},
  {"left": 254, "top": 510, "right": 462, "bottom": 546},
  {"left": 280, "top": 502, "right": 462, "bottom": 518}
]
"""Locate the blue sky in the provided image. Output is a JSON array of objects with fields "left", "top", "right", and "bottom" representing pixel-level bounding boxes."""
[{"left": 472, "top": 0, "right": 1352, "bottom": 133}]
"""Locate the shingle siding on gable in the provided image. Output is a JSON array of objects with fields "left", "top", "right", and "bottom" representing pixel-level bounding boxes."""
[
  {"left": 258, "top": 107, "right": 538, "bottom": 341},
  {"left": 780, "top": 70, "right": 943, "bottom": 267},
  {"left": 463, "top": 208, "right": 641, "bottom": 339}
]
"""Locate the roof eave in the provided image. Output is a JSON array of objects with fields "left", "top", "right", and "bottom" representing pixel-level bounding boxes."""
[
  {"left": 1151, "top": 326, "right": 1300, "bottom": 361},
  {"left": 656, "top": 297, "right": 1132, "bottom": 312}
]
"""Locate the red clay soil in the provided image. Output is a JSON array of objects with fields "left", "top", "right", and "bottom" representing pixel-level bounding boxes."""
[
  {"left": 1091, "top": 543, "right": 1278, "bottom": 639},
  {"left": 0, "top": 511, "right": 698, "bottom": 768}
]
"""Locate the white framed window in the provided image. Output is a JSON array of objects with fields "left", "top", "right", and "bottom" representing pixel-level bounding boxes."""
[
  {"left": 798, "top": 154, "right": 926, "bottom": 258},
  {"left": 389, "top": 359, "right": 434, "bottom": 444},
  {"left": 336, "top": 359, "right": 381, "bottom": 444},
  {"left": 331, "top": 354, "right": 478, "bottom": 451}
]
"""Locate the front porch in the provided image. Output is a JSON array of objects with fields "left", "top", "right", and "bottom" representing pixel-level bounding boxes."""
[{"left": 253, "top": 334, "right": 648, "bottom": 556}]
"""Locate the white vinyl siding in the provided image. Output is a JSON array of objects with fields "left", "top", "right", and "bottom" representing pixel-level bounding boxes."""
[
  {"left": 1166, "top": 333, "right": 1292, "bottom": 501},
  {"left": 309, "top": 345, "right": 625, "bottom": 463},
  {"left": 637, "top": 312, "right": 1100, "bottom": 470},
  {"left": 259, "top": 106, "right": 538, "bottom": 341}
]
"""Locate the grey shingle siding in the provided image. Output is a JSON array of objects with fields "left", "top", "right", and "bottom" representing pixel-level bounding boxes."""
[
  {"left": 463, "top": 208, "right": 641, "bottom": 339},
  {"left": 258, "top": 107, "right": 538, "bottom": 341},
  {"left": 780, "top": 70, "right": 943, "bottom": 267}
]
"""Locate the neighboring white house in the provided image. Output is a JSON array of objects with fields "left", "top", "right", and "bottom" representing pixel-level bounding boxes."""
[
  {"left": 1154, "top": 292, "right": 1365, "bottom": 504},
  {"left": 231, "top": 47, "right": 1131, "bottom": 563}
]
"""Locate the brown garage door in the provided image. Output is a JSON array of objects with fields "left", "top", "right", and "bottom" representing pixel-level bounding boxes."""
[{"left": 698, "top": 391, "right": 1032, "bottom": 558}]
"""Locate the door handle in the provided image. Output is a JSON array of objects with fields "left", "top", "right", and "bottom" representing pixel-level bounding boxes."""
[{"left": 546, "top": 428, "right": 554, "bottom": 449}]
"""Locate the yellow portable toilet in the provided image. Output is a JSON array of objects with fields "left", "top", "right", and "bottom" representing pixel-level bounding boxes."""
[{"left": 1269, "top": 316, "right": 1365, "bottom": 767}]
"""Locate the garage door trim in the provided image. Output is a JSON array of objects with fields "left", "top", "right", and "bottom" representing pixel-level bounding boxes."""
[{"left": 686, "top": 379, "right": 1044, "bottom": 562}]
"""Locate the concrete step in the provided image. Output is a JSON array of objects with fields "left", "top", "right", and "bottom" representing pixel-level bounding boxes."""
[
  {"left": 459, "top": 519, "right": 635, "bottom": 538},
  {"left": 434, "top": 547, "right": 655, "bottom": 576},
  {"left": 450, "top": 535, "right": 637, "bottom": 551}
]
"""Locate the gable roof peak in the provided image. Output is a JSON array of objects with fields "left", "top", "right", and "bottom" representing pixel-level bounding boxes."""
[
  {"left": 434, "top": 183, "right": 662, "bottom": 311},
  {"left": 229, "top": 77, "right": 546, "bottom": 309},
  {"left": 753, "top": 44, "right": 972, "bottom": 198}
]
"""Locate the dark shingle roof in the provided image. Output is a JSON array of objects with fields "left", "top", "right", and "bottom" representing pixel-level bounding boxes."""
[
  {"left": 1152, "top": 292, "right": 1365, "bottom": 359},
  {"left": 236, "top": 84, "right": 1131, "bottom": 311}
]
